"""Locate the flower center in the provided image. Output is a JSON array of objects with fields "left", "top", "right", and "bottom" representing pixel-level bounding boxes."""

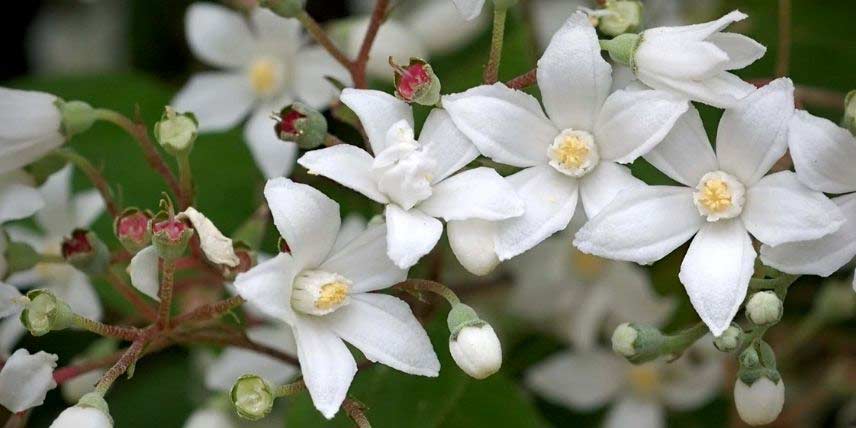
[
  {"left": 371, "top": 120, "right": 436, "bottom": 210},
  {"left": 628, "top": 364, "right": 661, "bottom": 398},
  {"left": 291, "top": 270, "right": 352, "bottom": 316},
  {"left": 693, "top": 171, "right": 746, "bottom": 221},
  {"left": 248, "top": 57, "right": 285, "bottom": 97},
  {"left": 548, "top": 129, "right": 599, "bottom": 177}
]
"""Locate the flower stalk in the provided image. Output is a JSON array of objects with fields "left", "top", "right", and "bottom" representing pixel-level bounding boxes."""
[
  {"left": 53, "top": 148, "right": 120, "bottom": 217},
  {"left": 72, "top": 315, "right": 139, "bottom": 341},
  {"left": 483, "top": 6, "right": 508, "bottom": 84},
  {"left": 157, "top": 259, "right": 176, "bottom": 329}
]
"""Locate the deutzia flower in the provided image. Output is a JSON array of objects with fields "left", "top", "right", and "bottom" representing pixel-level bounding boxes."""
[
  {"left": 172, "top": 3, "right": 351, "bottom": 178},
  {"left": 0, "top": 88, "right": 65, "bottom": 174},
  {"left": 234, "top": 178, "right": 439, "bottom": 418},
  {"left": 760, "top": 110, "right": 856, "bottom": 284},
  {"left": 0, "top": 170, "right": 45, "bottom": 225},
  {"left": 629, "top": 10, "right": 766, "bottom": 108},
  {"left": 574, "top": 79, "right": 844, "bottom": 335},
  {"left": 298, "top": 89, "right": 524, "bottom": 271},
  {"left": 0, "top": 348, "right": 58, "bottom": 412},
  {"left": 442, "top": 12, "right": 688, "bottom": 262}
]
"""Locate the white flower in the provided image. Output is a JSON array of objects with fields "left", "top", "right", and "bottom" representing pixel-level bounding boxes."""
[
  {"left": 0, "top": 282, "right": 26, "bottom": 322},
  {"left": 442, "top": 13, "right": 688, "bottom": 261},
  {"left": 184, "top": 408, "right": 236, "bottom": 428},
  {"left": 204, "top": 326, "right": 299, "bottom": 392},
  {"left": 178, "top": 207, "right": 239, "bottom": 267},
  {"left": 0, "top": 170, "right": 45, "bottom": 224},
  {"left": 632, "top": 10, "right": 766, "bottom": 108},
  {"left": 0, "top": 348, "right": 58, "bottom": 412},
  {"left": 574, "top": 79, "right": 845, "bottom": 336},
  {"left": 734, "top": 377, "right": 785, "bottom": 426},
  {"left": 127, "top": 245, "right": 160, "bottom": 301},
  {"left": 526, "top": 343, "right": 723, "bottom": 428},
  {"left": 298, "top": 89, "right": 524, "bottom": 271},
  {"left": 0, "top": 87, "right": 65, "bottom": 174},
  {"left": 1, "top": 166, "right": 105, "bottom": 355},
  {"left": 449, "top": 323, "right": 502, "bottom": 379},
  {"left": 172, "top": 3, "right": 351, "bottom": 179},
  {"left": 50, "top": 405, "right": 113, "bottom": 428},
  {"left": 234, "top": 178, "right": 439, "bottom": 419},
  {"left": 760, "top": 110, "right": 856, "bottom": 280}
]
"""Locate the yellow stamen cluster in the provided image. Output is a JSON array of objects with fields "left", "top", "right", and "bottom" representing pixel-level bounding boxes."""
[
  {"left": 554, "top": 135, "right": 591, "bottom": 169},
  {"left": 315, "top": 282, "right": 350, "bottom": 310},
  {"left": 628, "top": 365, "right": 661, "bottom": 397},
  {"left": 249, "top": 59, "right": 279, "bottom": 96},
  {"left": 697, "top": 179, "right": 732, "bottom": 213}
]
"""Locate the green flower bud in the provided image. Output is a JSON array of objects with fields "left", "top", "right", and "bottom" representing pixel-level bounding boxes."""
[
  {"left": 231, "top": 375, "right": 274, "bottom": 421},
  {"left": 62, "top": 229, "right": 110, "bottom": 276},
  {"left": 843, "top": 90, "right": 856, "bottom": 136},
  {"left": 746, "top": 291, "right": 782, "bottom": 325},
  {"left": 714, "top": 323, "right": 743, "bottom": 352},
  {"left": 77, "top": 392, "right": 111, "bottom": 416},
  {"left": 150, "top": 212, "right": 194, "bottom": 261},
  {"left": 20, "top": 290, "right": 74, "bottom": 336},
  {"left": 599, "top": 33, "right": 642, "bottom": 70},
  {"left": 611, "top": 323, "right": 665, "bottom": 364},
  {"left": 598, "top": 1, "right": 643, "bottom": 37},
  {"left": 154, "top": 106, "right": 197, "bottom": 155},
  {"left": 260, "top": 0, "right": 305, "bottom": 18},
  {"left": 56, "top": 99, "right": 96, "bottom": 138},
  {"left": 391, "top": 58, "right": 441, "bottom": 106},
  {"left": 274, "top": 103, "right": 327, "bottom": 150},
  {"left": 114, "top": 208, "right": 152, "bottom": 254}
]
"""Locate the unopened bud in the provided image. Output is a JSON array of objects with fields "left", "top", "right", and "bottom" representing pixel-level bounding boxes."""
[
  {"left": 390, "top": 58, "right": 441, "bottom": 106},
  {"left": 449, "top": 323, "right": 502, "bottom": 379},
  {"left": 56, "top": 100, "right": 96, "bottom": 138},
  {"left": 260, "top": 0, "right": 304, "bottom": 18},
  {"left": 746, "top": 291, "right": 782, "bottom": 325},
  {"left": 150, "top": 213, "right": 194, "bottom": 261},
  {"left": 62, "top": 229, "right": 109, "bottom": 276},
  {"left": 611, "top": 323, "right": 664, "bottom": 363},
  {"left": 154, "top": 106, "right": 197, "bottom": 155},
  {"left": 734, "top": 376, "right": 785, "bottom": 426},
  {"left": 599, "top": 33, "right": 641, "bottom": 70},
  {"left": 21, "top": 290, "right": 73, "bottom": 337},
  {"left": 843, "top": 90, "right": 856, "bottom": 136},
  {"left": 231, "top": 375, "right": 274, "bottom": 421},
  {"left": 273, "top": 103, "right": 327, "bottom": 149},
  {"left": 114, "top": 208, "right": 152, "bottom": 254},
  {"left": 598, "top": 1, "right": 643, "bottom": 36},
  {"left": 714, "top": 324, "right": 743, "bottom": 352},
  {"left": 50, "top": 393, "right": 113, "bottom": 428},
  {"left": 813, "top": 281, "right": 854, "bottom": 323}
]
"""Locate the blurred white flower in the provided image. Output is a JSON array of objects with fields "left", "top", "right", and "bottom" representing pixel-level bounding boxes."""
[
  {"left": 204, "top": 326, "right": 299, "bottom": 392},
  {"left": 575, "top": 79, "right": 844, "bottom": 336},
  {"left": 442, "top": 13, "right": 688, "bottom": 262},
  {"left": 299, "top": 89, "right": 524, "bottom": 271},
  {"left": 173, "top": 3, "right": 351, "bottom": 179},
  {"left": 0, "top": 348, "right": 58, "bottom": 412},
  {"left": 0, "top": 88, "right": 65, "bottom": 175},
  {"left": 184, "top": 408, "right": 236, "bottom": 428},
  {"left": 234, "top": 178, "right": 439, "bottom": 419}
]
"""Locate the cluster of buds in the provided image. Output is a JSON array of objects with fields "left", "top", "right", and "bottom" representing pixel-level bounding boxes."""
[
  {"left": 273, "top": 103, "right": 327, "bottom": 149},
  {"left": 390, "top": 57, "right": 441, "bottom": 107},
  {"left": 734, "top": 342, "right": 785, "bottom": 425},
  {"left": 446, "top": 303, "right": 502, "bottom": 379},
  {"left": 62, "top": 229, "right": 109, "bottom": 276}
]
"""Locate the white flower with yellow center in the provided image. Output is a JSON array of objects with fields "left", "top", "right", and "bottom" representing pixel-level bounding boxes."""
[
  {"left": 234, "top": 178, "right": 439, "bottom": 419},
  {"left": 574, "top": 79, "right": 845, "bottom": 335},
  {"left": 441, "top": 12, "right": 689, "bottom": 264},
  {"left": 172, "top": 3, "right": 351, "bottom": 179},
  {"left": 298, "top": 89, "right": 525, "bottom": 271}
]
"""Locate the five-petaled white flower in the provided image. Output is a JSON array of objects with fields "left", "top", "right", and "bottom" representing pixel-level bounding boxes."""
[
  {"left": 0, "top": 88, "right": 65, "bottom": 175},
  {"left": 0, "top": 348, "right": 58, "bottom": 413},
  {"left": 574, "top": 79, "right": 844, "bottom": 336},
  {"left": 442, "top": 12, "right": 688, "bottom": 263},
  {"left": 234, "top": 178, "right": 439, "bottom": 419},
  {"left": 761, "top": 109, "right": 856, "bottom": 289},
  {"left": 172, "top": 3, "right": 351, "bottom": 179},
  {"left": 298, "top": 88, "right": 525, "bottom": 271},
  {"left": 631, "top": 10, "right": 766, "bottom": 108}
]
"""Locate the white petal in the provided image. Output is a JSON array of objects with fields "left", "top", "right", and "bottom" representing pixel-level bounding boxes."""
[
  {"left": 180, "top": 207, "right": 239, "bottom": 267},
  {"left": 244, "top": 107, "right": 297, "bottom": 179},
  {"left": 495, "top": 165, "right": 579, "bottom": 260},
  {"left": 0, "top": 282, "right": 23, "bottom": 319},
  {"left": 574, "top": 186, "right": 702, "bottom": 264},
  {"left": 0, "top": 182, "right": 43, "bottom": 223},
  {"left": 679, "top": 219, "right": 755, "bottom": 336},
  {"left": 172, "top": 72, "right": 254, "bottom": 132},
  {"left": 604, "top": 396, "right": 665, "bottom": 428},
  {"left": 600, "top": 262, "right": 676, "bottom": 329},
  {"left": 185, "top": 3, "right": 255, "bottom": 69},
  {"left": 127, "top": 245, "right": 160, "bottom": 301},
  {"left": 442, "top": 83, "right": 557, "bottom": 168},
  {"left": 418, "top": 109, "right": 479, "bottom": 184},
  {"left": 293, "top": 316, "right": 357, "bottom": 419},
  {"left": 36, "top": 165, "right": 75, "bottom": 237},
  {"left": 298, "top": 145, "right": 387, "bottom": 203},
  {"left": 205, "top": 326, "right": 298, "bottom": 391},
  {"left": 184, "top": 409, "right": 236, "bottom": 428},
  {"left": 384, "top": 205, "right": 443, "bottom": 269},
  {"left": 537, "top": 12, "right": 612, "bottom": 131},
  {"left": 446, "top": 219, "right": 500, "bottom": 276},
  {"left": 568, "top": 285, "right": 613, "bottom": 350},
  {"left": 321, "top": 223, "right": 406, "bottom": 293},
  {"left": 661, "top": 354, "right": 724, "bottom": 410},
  {"left": 743, "top": 171, "right": 845, "bottom": 246},
  {"left": 332, "top": 214, "right": 367, "bottom": 252},
  {"left": 636, "top": 39, "right": 729, "bottom": 81},
  {"left": 264, "top": 178, "right": 340, "bottom": 267},
  {"left": 234, "top": 253, "right": 299, "bottom": 324},
  {"left": 419, "top": 167, "right": 524, "bottom": 221},
  {"left": 594, "top": 88, "right": 689, "bottom": 163},
  {"left": 406, "top": 1, "right": 487, "bottom": 54},
  {"left": 761, "top": 194, "right": 856, "bottom": 276},
  {"left": 451, "top": 0, "right": 485, "bottom": 21},
  {"left": 0, "top": 88, "right": 61, "bottom": 142},
  {"left": 0, "top": 348, "right": 58, "bottom": 412},
  {"left": 294, "top": 47, "right": 352, "bottom": 109},
  {"left": 0, "top": 133, "right": 64, "bottom": 176},
  {"left": 579, "top": 162, "right": 644, "bottom": 218},
  {"left": 636, "top": 69, "right": 756, "bottom": 109},
  {"left": 325, "top": 293, "right": 439, "bottom": 376},
  {"left": 708, "top": 32, "right": 767, "bottom": 70},
  {"left": 0, "top": 318, "right": 25, "bottom": 358},
  {"left": 716, "top": 78, "right": 795, "bottom": 185},
  {"left": 788, "top": 110, "right": 856, "bottom": 194},
  {"left": 72, "top": 189, "right": 104, "bottom": 228},
  {"left": 340, "top": 89, "right": 413, "bottom": 155},
  {"left": 525, "top": 350, "right": 625, "bottom": 410},
  {"left": 251, "top": 8, "right": 302, "bottom": 56},
  {"left": 643, "top": 10, "right": 748, "bottom": 41},
  {"left": 49, "top": 267, "right": 103, "bottom": 321},
  {"left": 643, "top": 106, "right": 717, "bottom": 186}
]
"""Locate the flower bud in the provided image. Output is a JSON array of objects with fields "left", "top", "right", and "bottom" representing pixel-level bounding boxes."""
[
  {"left": 56, "top": 99, "right": 96, "bottom": 138},
  {"left": 62, "top": 229, "right": 109, "bottom": 276},
  {"left": 611, "top": 323, "right": 664, "bottom": 363},
  {"left": 734, "top": 376, "right": 785, "bottom": 426},
  {"left": 449, "top": 323, "right": 502, "bottom": 379},
  {"left": 50, "top": 393, "right": 113, "bottom": 428},
  {"left": 3, "top": 240, "right": 41, "bottom": 275},
  {"left": 231, "top": 374, "right": 274, "bottom": 421},
  {"left": 390, "top": 57, "right": 441, "bottom": 106},
  {"left": 714, "top": 323, "right": 743, "bottom": 352},
  {"left": 260, "top": 0, "right": 304, "bottom": 18},
  {"left": 154, "top": 106, "right": 197, "bottom": 155},
  {"left": 21, "top": 290, "right": 73, "bottom": 337},
  {"left": 598, "top": 1, "right": 643, "bottom": 37},
  {"left": 114, "top": 208, "right": 152, "bottom": 254},
  {"left": 273, "top": 103, "right": 327, "bottom": 149},
  {"left": 843, "top": 90, "right": 856, "bottom": 136},
  {"left": 599, "top": 33, "right": 641, "bottom": 69},
  {"left": 150, "top": 213, "right": 194, "bottom": 261},
  {"left": 746, "top": 291, "right": 782, "bottom": 325},
  {"left": 812, "top": 281, "right": 854, "bottom": 323}
]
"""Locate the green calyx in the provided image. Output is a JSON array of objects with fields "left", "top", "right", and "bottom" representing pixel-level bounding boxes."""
[
  {"left": 447, "top": 303, "right": 483, "bottom": 339},
  {"left": 78, "top": 392, "right": 112, "bottom": 418},
  {"left": 275, "top": 103, "right": 328, "bottom": 150},
  {"left": 738, "top": 341, "right": 781, "bottom": 386},
  {"left": 20, "top": 289, "right": 74, "bottom": 336},
  {"left": 231, "top": 375, "right": 275, "bottom": 421},
  {"left": 56, "top": 99, "right": 96, "bottom": 138},
  {"left": 599, "top": 0, "right": 643, "bottom": 37},
  {"left": 154, "top": 106, "right": 197, "bottom": 156},
  {"left": 599, "top": 33, "right": 642, "bottom": 71},
  {"left": 623, "top": 323, "right": 666, "bottom": 364}
]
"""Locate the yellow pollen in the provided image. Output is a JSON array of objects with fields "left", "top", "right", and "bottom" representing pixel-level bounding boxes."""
[
  {"left": 698, "top": 179, "right": 732, "bottom": 213},
  {"left": 555, "top": 136, "right": 590, "bottom": 169},
  {"left": 249, "top": 59, "right": 279, "bottom": 95},
  {"left": 572, "top": 250, "right": 607, "bottom": 279},
  {"left": 315, "top": 282, "right": 349, "bottom": 310},
  {"left": 628, "top": 365, "right": 661, "bottom": 397}
]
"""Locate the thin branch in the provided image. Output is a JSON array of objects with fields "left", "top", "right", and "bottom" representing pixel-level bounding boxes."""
[
  {"left": 173, "top": 295, "right": 245, "bottom": 324},
  {"left": 94, "top": 338, "right": 147, "bottom": 395},
  {"left": 53, "top": 148, "right": 120, "bottom": 217},
  {"left": 296, "top": 10, "right": 353, "bottom": 71},
  {"left": 157, "top": 259, "right": 176, "bottom": 329},
  {"left": 483, "top": 7, "right": 509, "bottom": 84},
  {"left": 352, "top": 0, "right": 390, "bottom": 88},
  {"left": 73, "top": 315, "right": 140, "bottom": 341},
  {"left": 53, "top": 352, "right": 123, "bottom": 384},
  {"left": 506, "top": 68, "right": 537, "bottom": 90},
  {"left": 105, "top": 268, "right": 158, "bottom": 321}
]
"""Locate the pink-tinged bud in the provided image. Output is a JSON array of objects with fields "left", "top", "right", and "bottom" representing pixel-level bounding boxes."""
[
  {"left": 61, "top": 229, "right": 109, "bottom": 276},
  {"left": 61, "top": 230, "right": 92, "bottom": 258},
  {"left": 391, "top": 58, "right": 440, "bottom": 106},
  {"left": 272, "top": 103, "right": 327, "bottom": 149},
  {"left": 150, "top": 215, "right": 194, "bottom": 261},
  {"left": 114, "top": 209, "right": 152, "bottom": 254}
]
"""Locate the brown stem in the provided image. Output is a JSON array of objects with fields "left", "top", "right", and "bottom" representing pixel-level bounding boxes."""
[
  {"left": 53, "top": 352, "right": 123, "bottom": 384},
  {"left": 296, "top": 10, "right": 353, "bottom": 72},
  {"left": 157, "top": 259, "right": 176, "bottom": 330},
  {"left": 94, "top": 338, "right": 147, "bottom": 395},
  {"left": 105, "top": 269, "right": 158, "bottom": 321},
  {"left": 352, "top": 0, "right": 390, "bottom": 88},
  {"left": 53, "top": 148, "right": 120, "bottom": 218},
  {"left": 173, "top": 295, "right": 245, "bottom": 324},
  {"left": 506, "top": 68, "right": 537, "bottom": 90},
  {"left": 181, "top": 330, "right": 300, "bottom": 366},
  {"left": 73, "top": 315, "right": 140, "bottom": 341},
  {"left": 343, "top": 398, "right": 372, "bottom": 428},
  {"left": 483, "top": 7, "right": 508, "bottom": 84},
  {"left": 776, "top": 0, "right": 792, "bottom": 77}
]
